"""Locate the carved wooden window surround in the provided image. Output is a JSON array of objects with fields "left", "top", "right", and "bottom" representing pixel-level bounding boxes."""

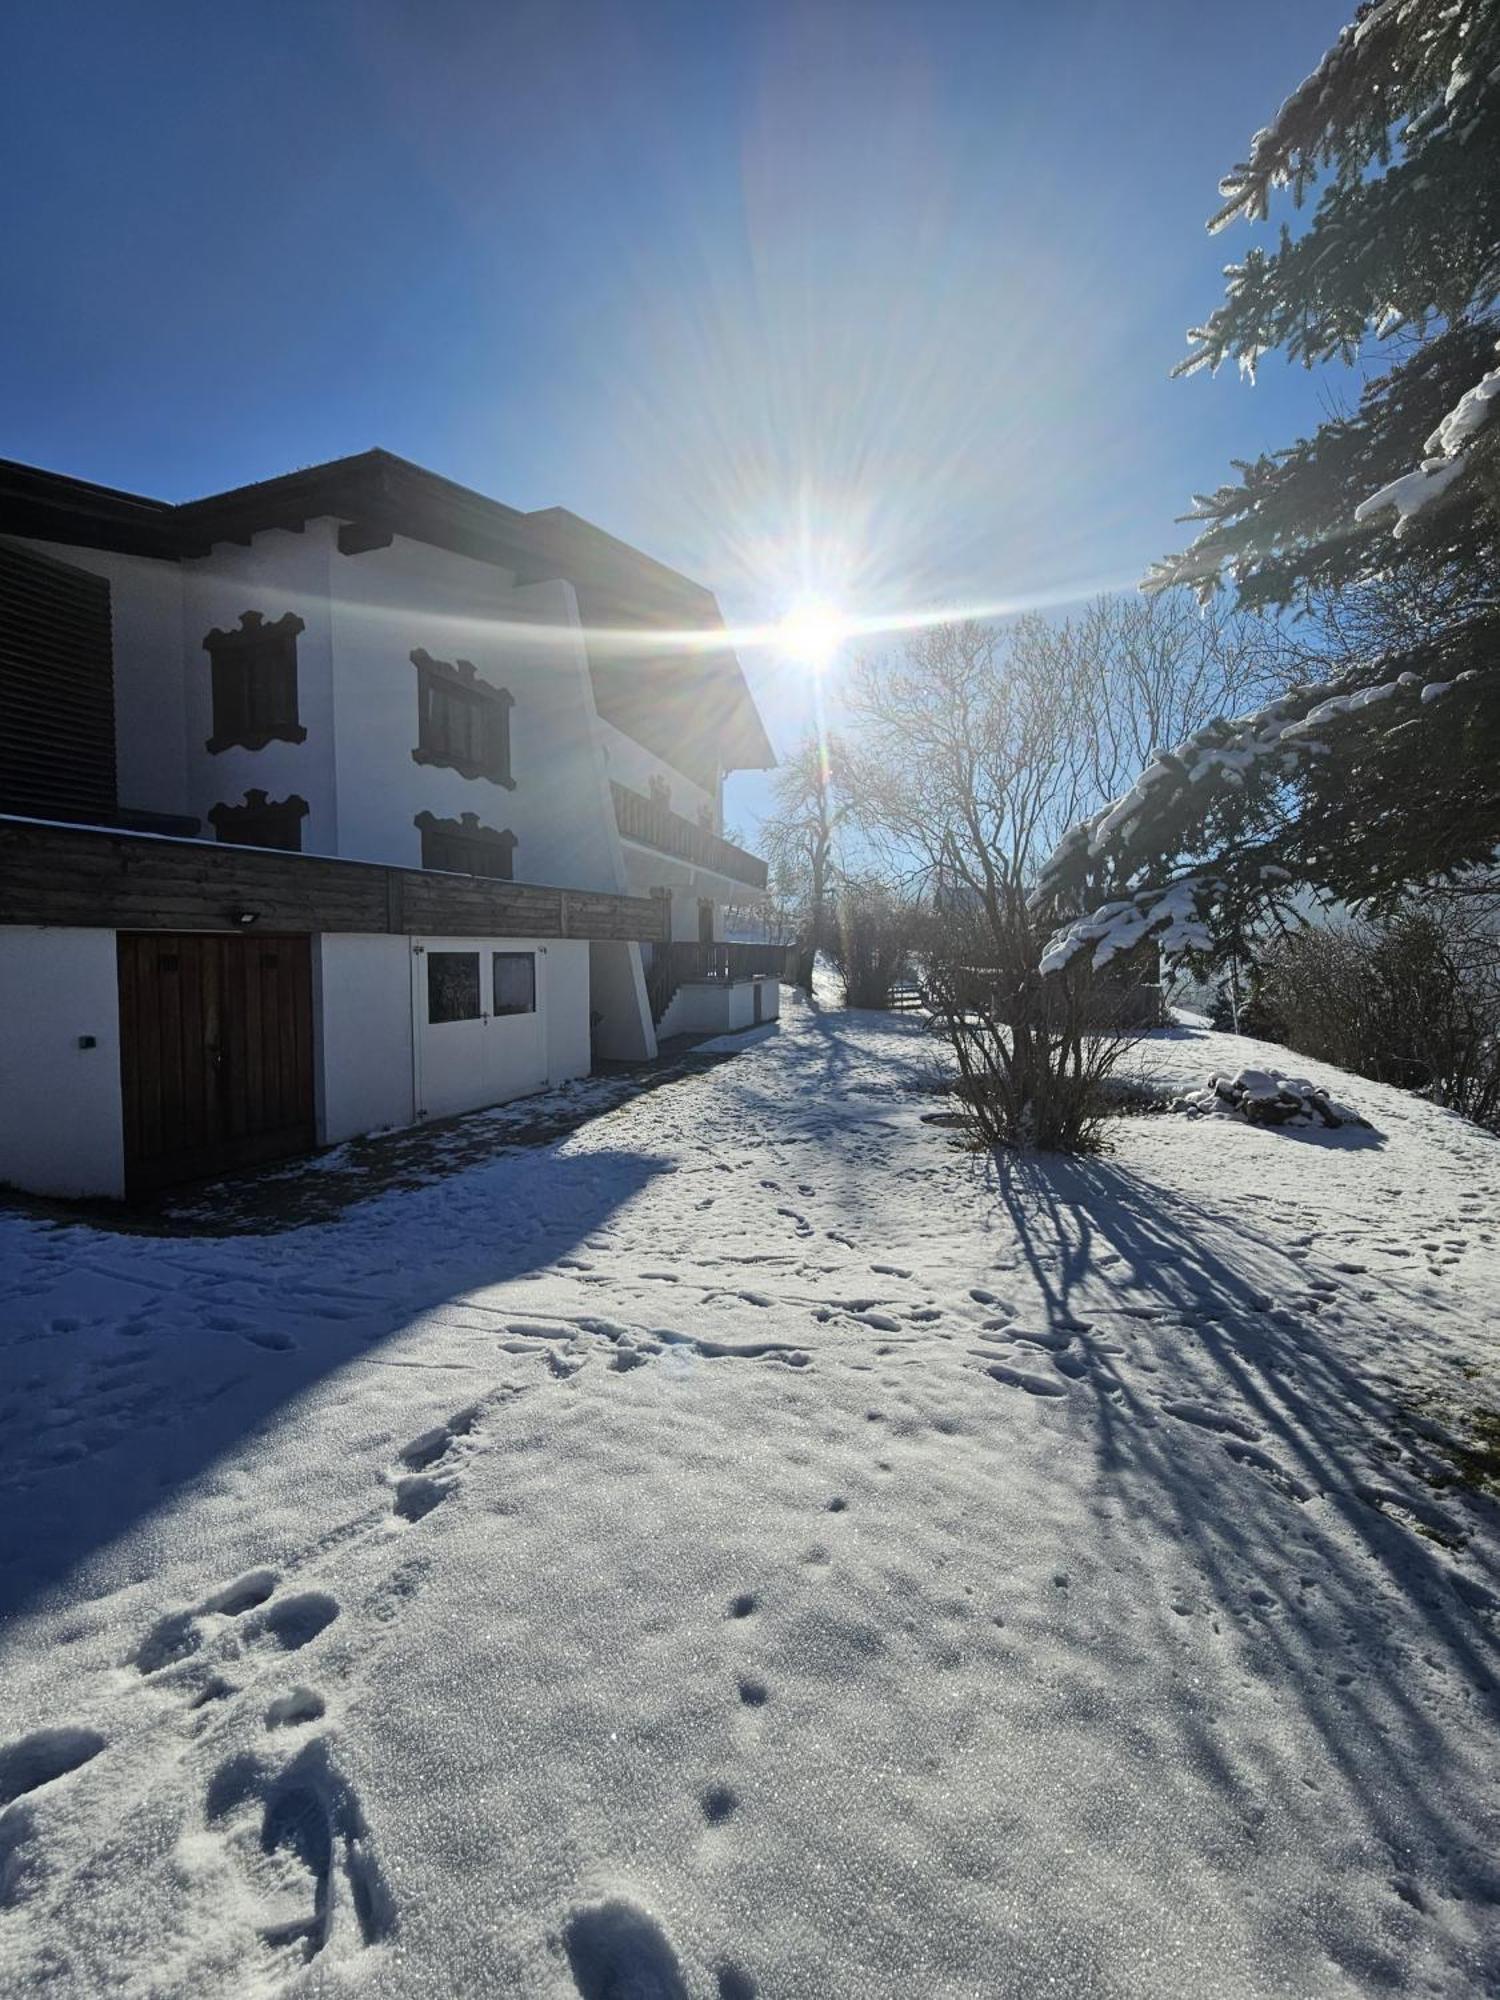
[
  {"left": 415, "top": 810, "right": 517, "bottom": 880},
  {"left": 208, "top": 789, "right": 309, "bottom": 853},
  {"left": 203, "top": 611, "right": 306, "bottom": 753},
  {"left": 411, "top": 648, "right": 515, "bottom": 787}
]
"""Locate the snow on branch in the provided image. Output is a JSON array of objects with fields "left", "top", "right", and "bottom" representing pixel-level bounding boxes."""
[
  {"left": 1038, "top": 881, "right": 1211, "bottom": 978},
  {"left": 1033, "top": 666, "right": 1481, "bottom": 976},
  {"left": 1206, "top": 0, "right": 1478, "bottom": 235},
  {"left": 1354, "top": 347, "right": 1500, "bottom": 538}
]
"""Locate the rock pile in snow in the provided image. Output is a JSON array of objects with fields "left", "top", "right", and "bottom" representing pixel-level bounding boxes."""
[{"left": 1176, "top": 1066, "right": 1363, "bottom": 1129}]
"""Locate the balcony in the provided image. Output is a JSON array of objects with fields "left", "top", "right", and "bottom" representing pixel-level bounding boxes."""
[
  {"left": 644, "top": 939, "right": 793, "bottom": 1026},
  {"left": 610, "top": 780, "right": 769, "bottom": 891}
]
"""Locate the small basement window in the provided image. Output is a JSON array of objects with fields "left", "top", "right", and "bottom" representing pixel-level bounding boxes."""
[
  {"left": 203, "top": 611, "right": 306, "bottom": 753},
  {"left": 427, "top": 952, "right": 481, "bottom": 1024},
  {"left": 208, "top": 790, "right": 309, "bottom": 852},
  {"left": 415, "top": 810, "right": 517, "bottom": 879},
  {"left": 493, "top": 952, "right": 536, "bottom": 1016},
  {"left": 412, "top": 648, "right": 515, "bottom": 786}
]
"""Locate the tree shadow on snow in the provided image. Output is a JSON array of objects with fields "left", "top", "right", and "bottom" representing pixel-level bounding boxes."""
[
  {"left": 985, "top": 1147, "right": 1500, "bottom": 1964},
  {"left": 0, "top": 1145, "right": 670, "bottom": 1626}
]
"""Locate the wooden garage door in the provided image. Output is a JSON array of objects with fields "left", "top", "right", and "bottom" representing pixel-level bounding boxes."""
[{"left": 117, "top": 932, "right": 316, "bottom": 1192}]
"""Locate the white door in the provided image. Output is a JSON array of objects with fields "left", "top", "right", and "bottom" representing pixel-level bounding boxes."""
[
  {"left": 413, "top": 941, "right": 549, "bottom": 1122},
  {"left": 483, "top": 945, "right": 548, "bottom": 1103}
]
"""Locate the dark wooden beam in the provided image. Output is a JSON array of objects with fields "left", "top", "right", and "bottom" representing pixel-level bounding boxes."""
[
  {"left": 338, "top": 520, "right": 396, "bottom": 556},
  {"left": 0, "top": 817, "right": 668, "bottom": 944}
]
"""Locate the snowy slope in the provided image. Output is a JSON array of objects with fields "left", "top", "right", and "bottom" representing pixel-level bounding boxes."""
[{"left": 0, "top": 1000, "right": 1497, "bottom": 1999}]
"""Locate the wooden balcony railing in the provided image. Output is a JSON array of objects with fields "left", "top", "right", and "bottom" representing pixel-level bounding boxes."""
[
  {"left": 645, "top": 939, "right": 793, "bottom": 1026},
  {"left": 610, "top": 781, "right": 769, "bottom": 890}
]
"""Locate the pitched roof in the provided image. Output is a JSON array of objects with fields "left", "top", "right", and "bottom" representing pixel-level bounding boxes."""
[{"left": 0, "top": 448, "right": 775, "bottom": 774}]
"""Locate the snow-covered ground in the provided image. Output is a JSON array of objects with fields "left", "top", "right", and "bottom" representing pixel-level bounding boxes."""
[{"left": 1, "top": 998, "right": 1498, "bottom": 1999}]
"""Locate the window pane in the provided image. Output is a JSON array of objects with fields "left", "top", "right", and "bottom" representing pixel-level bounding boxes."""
[
  {"left": 428, "top": 951, "right": 481, "bottom": 1024},
  {"left": 493, "top": 952, "right": 535, "bottom": 1015}
]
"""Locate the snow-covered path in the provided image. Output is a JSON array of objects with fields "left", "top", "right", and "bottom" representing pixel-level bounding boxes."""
[{"left": 1, "top": 999, "right": 1497, "bottom": 1999}]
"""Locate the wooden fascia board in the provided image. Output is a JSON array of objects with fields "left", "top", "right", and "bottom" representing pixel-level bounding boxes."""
[{"left": 0, "top": 819, "right": 668, "bottom": 944}]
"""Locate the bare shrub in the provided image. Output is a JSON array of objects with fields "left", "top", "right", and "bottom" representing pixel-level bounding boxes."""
[
  {"left": 918, "top": 902, "right": 1137, "bottom": 1151},
  {"left": 843, "top": 620, "right": 1162, "bottom": 1149},
  {"left": 1257, "top": 906, "right": 1500, "bottom": 1132},
  {"left": 830, "top": 879, "right": 922, "bottom": 1009}
]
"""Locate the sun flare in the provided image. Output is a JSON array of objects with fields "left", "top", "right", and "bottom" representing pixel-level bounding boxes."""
[{"left": 777, "top": 597, "right": 847, "bottom": 670}]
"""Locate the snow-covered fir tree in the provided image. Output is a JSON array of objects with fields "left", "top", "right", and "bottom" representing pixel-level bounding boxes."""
[{"left": 1041, "top": 0, "right": 1500, "bottom": 975}]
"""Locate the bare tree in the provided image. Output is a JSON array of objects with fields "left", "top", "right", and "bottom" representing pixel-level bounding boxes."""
[
  {"left": 841, "top": 601, "right": 1278, "bottom": 1147},
  {"left": 1033, "top": 593, "right": 1291, "bottom": 800},
  {"left": 760, "top": 731, "right": 849, "bottom": 994}
]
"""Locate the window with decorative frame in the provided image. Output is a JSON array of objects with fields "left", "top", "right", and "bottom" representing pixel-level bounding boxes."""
[
  {"left": 203, "top": 611, "right": 306, "bottom": 753},
  {"left": 207, "top": 789, "right": 309, "bottom": 852},
  {"left": 411, "top": 648, "right": 515, "bottom": 786},
  {"left": 414, "top": 810, "right": 517, "bottom": 879}
]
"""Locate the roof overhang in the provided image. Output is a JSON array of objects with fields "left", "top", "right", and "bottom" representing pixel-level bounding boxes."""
[{"left": 0, "top": 448, "right": 776, "bottom": 775}]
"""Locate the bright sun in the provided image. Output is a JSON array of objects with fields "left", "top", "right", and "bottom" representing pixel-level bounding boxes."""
[{"left": 777, "top": 597, "right": 846, "bottom": 670}]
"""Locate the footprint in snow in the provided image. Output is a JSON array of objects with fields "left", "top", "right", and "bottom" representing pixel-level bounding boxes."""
[
  {"left": 252, "top": 1592, "right": 341, "bottom": 1653},
  {"left": 0, "top": 1725, "right": 106, "bottom": 1808},
  {"left": 265, "top": 1687, "right": 326, "bottom": 1730},
  {"left": 700, "top": 1782, "right": 739, "bottom": 1824},
  {"left": 1161, "top": 1401, "right": 1261, "bottom": 1443},
  {"left": 390, "top": 1405, "right": 482, "bottom": 1524},
  {"left": 241, "top": 1329, "right": 298, "bottom": 1354},
  {"left": 562, "top": 1898, "right": 689, "bottom": 2000},
  {"left": 985, "top": 1363, "right": 1068, "bottom": 1399},
  {"left": 135, "top": 1568, "right": 279, "bottom": 1674},
  {"left": 210, "top": 1740, "right": 394, "bottom": 1963}
]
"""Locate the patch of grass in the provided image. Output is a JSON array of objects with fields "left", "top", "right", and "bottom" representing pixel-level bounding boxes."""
[
  {"left": 1397, "top": 1388, "right": 1500, "bottom": 1501},
  {"left": 1098, "top": 1075, "right": 1175, "bottom": 1119}
]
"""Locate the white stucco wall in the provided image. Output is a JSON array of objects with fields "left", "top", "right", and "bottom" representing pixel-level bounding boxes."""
[
  {"left": 180, "top": 525, "right": 340, "bottom": 856},
  {"left": 545, "top": 940, "right": 592, "bottom": 1084},
  {"left": 326, "top": 540, "right": 626, "bottom": 893},
  {"left": 596, "top": 717, "right": 718, "bottom": 828},
  {"left": 0, "top": 927, "right": 125, "bottom": 1198},
  {"left": 657, "top": 975, "right": 779, "bottom": 1040},
  {"left": 588, "top": 941, "right": 656, "bottom": 1062},
  {"left": 315, "top": 934, "right": 417, "bottom": 1145}
]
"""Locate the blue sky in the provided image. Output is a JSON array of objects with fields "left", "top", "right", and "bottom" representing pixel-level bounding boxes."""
[{"left": 1, "top": 0, "right": 1357, "bottom": 840}]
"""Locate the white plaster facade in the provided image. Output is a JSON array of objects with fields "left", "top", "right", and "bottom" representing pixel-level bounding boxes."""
[
  {"left": 0, "top": 451, "right": 777, "bottom": 1197},
  {"left": 656, "top": 974, "right": 781, "bottom": 1041},
  {"left": 0, "top": 928, "right": 127, "bottom": 1199}
]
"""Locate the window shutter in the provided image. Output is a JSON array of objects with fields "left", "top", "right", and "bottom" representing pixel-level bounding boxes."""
[{"left": 0, "top": 539, "right": 117, "bottom": 821}]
